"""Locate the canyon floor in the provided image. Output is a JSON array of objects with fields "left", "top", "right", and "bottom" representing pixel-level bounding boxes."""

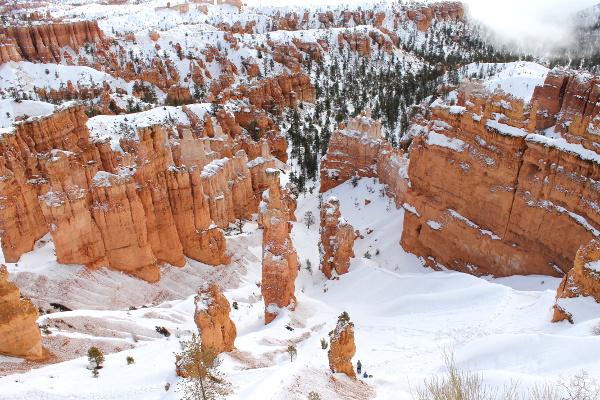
[{"left": 1, "top": 177, "right": 599, "bottom": 399}]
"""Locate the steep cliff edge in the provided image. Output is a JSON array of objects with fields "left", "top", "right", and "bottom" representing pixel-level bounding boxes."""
[
  {"left": 401, "top": 70, "right": 600, "bottom": 277},
  {"left": 0, "top": 103, "right": 301, "bottom": 281},
  {"left": 319, "top": 110, "right": 409, "bottom": 205}
]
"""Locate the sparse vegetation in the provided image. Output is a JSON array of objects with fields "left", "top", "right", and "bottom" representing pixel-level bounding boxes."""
[
  {"left": 175, "top": 334, "right": 232, "bottom": 400},
  {"left": 126, "top": 356, "right": 135, "bottom": 365},
  {"left": 287, "top": 345, "right": 297, "bottom": 362},
  {"left": 320, "top": 338, "right": 328, "bottom": 349},
  {"left": 156, "top": 326, "right": 171, "bottom": 337},
  {"left": 87, "top": 346, "right": 105, "bottom": 370}
]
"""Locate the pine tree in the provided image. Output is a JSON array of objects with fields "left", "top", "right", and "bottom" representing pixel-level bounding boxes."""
[{"left": 176, "top": 334, "right": 232, "bottom": 400}]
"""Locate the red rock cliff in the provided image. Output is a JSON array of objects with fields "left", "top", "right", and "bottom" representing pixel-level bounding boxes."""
[
  {"left": 401, "top": 75, "right": 600, "bottom": 277},
  {"left": 319, "top": 110, "right": 409, "bottom": 205},
  {"left": 0, "top": 21, "right": 105, "bottom": 64}
]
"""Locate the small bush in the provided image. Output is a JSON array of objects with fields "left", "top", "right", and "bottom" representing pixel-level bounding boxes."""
[
  {"left": 375, "top": 249, "right": 380, "bottom": 256},
  {"left": 92, "top": 368, "right": 99, "bottom": 378},
  {"left": 126, "top": 356, "right": 135, "bottom": 365},
  {"left": 232, "top": 301, "right": 238, "bottom": 310},
  {"left": 308, "top": 391, "right": 321, "bottom": 400},
  {"left": 320, "top": 338, "right": 328, "bottom": 349},
  {"left": 351, "top": 176, "right": 359, "bottom": 187},
  {"left": 87, "top": 346, "right": 105, "bottom": 369},
  {"left": 364, "top": 251, "right": 371, "bottom": 259}
]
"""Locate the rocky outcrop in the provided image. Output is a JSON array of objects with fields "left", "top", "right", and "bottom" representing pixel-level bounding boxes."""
[
  {"left": 320, "top": 110, "right": 408, "bottom": 204},
  {"left": 259, "top": 169, "right": 298, "bottom": 324},
  {"left": 0, "top": 265, "right": 43, "bottom": 360},
  {"left": 532, "top": 68, "right": 600, "bottom": 153},
  {"left": 406, "top": 2, "right": 465, "bottom": 31},
  {"left": 194, "top": 283, "right": 236, "bottom": 353},
  {"left": 0, "top": 105, "right": 262, "bottom": 281},
  {"left": 553, "top": 239, "right": 600, "bottom": 323},
  {"left": 328, "top": 312, "right": 356, "bottom": 378},
  {"left": 401, "top": 76, "right": 600, "bottom": 277},
  {"left": 0, "top": 21, "right": 105, "bottom": 64},
  {"left": 319, "top": 197, "right": 355, "bottom": 278},
  {"left": 217, "top": 73, "right": 316, "bottom": 114}
]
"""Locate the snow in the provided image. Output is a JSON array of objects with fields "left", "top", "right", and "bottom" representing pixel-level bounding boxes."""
[
  {"left": 460, "top": 61, "right": 549, "bottom": 102},
  {"left": 426, "top": 131, "right": 467, "bottom": 152},
  {"left": 2, "top": 177, "right": 599, "bottom": 399}
]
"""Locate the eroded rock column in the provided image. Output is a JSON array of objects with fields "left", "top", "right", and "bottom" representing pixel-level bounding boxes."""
[
  {"left": 328, "top": 312, "right": 356, "bottom": 378},
  {"left": 194, "top": 283, "right": 236, "bottom": 353},
  {"left": 0, "top": 265, "right": 43, "bottom": 360},
  {"left": 319, "top": 197, "right": 355, "bottom": 278},
  {"left": 259, "top": 169, "right": 298, "bottom": 324}
]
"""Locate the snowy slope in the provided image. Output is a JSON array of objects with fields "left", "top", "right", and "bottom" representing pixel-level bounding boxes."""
[{"left": 2, "top": 178, "right": 600, "bottom": 400}]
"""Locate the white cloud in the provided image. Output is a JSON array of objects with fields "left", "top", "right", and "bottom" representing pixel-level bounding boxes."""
[{"left": 461, "top": 0, "right": 599, "bottom": 51}]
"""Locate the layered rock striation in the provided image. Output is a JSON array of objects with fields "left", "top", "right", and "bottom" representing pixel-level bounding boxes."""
[
  {"left": 319, "top": 197, "right": 355, "bottom": 279},
  {"left": 319, "top": 110, "right": 409, "bottom": 205},
  {"left": 259, "top": 169, "right": 298, "bottom": 324},
  {"left": 0, "top": 265, "right": 43, "bottom": 360},
  {"left": 0, "top": 104, "right": 290, "bottom": 281},
  {"left": 553, "top": 239, "right": 600, "bottom": 323},
  {"left": 401, "top": 72, "right": 600, "bottom": 277},
  {"left": 194, "top": 283, "right": 237, "bottom": 353}
]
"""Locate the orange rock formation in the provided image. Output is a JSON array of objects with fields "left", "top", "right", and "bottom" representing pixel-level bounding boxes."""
[
  {"left": 0, "top": 104, "right": 286, "bottom": 281},
  {"left": 401, "top": 73, "right": 600, "bottom": 277},
  {"left": 0, "top": 265, "right": 43, "bottom": 360},
  {"left": 259, "top": 169, "right": 298, "bottom": 324},
  {"left": 553, "top": 239, "right": 600, "bottom": 323},
  {"left": 194, "top": 283, "right": 237, "bottom": 353},
  {"left": 319, "top": 197, "right": 355, "bottom": 278},
  {"left": 328, "top": 313, "right": 356, "bottom": 378},
  {"left": 319, "top": 110, "right": 408, "bottom": 206}
]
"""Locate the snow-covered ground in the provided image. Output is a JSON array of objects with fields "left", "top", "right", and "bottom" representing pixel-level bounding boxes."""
[{"left": 2, "top": 177, "right": 600, "bottom": 399}]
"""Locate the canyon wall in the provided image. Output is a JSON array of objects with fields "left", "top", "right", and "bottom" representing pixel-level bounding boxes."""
[
  {"left": 319, "top": 110, "right": 409, "bottom": 205},
  {"left": 401, "top": 72, "right": 600, "bottom": 277},
  {"left": 259, "top": 169, "right": 298, "bottom": 324},
  {"left": 0, "top": 103, "right": 290, "bottom": 281}
]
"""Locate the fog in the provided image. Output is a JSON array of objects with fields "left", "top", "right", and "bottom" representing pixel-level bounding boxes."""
[{"left": 461, "top": 0, "right": 599, "bottom": 53}]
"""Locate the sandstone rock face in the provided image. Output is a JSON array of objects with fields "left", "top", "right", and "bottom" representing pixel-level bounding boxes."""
[
  {"left": 0, "top": 105, "right": 287, "bottom": 281},
  {"left": 217, "top": 73, "right": 316, "bottom": 115},
  {"left": 320, "top": 110, "right": 409, "bottom": 206},
  {"left": 553, "top": 240, "right": 600, "bottom": 323},
  {"left": 532, "top": 68, "right": 600, "bottom": 153},
  {"left": 194, "top": 283, "right": 236, "bottom": 353},
  {"left": 401, "top": 74, "right": 600, "bottom": 277},
  {"left": 0, "top": 21, "right": 105, "bottom": 64},
  {"left": 319, "top": 197, "right": 355, "bottom": 278},
  {"left": 328, "top": 314, "right": 356, "bottom": 378},
  {"left": 259, "top": 169, "right": 298, "bottom": 324},
  {"left": 0, "top": 265, "right": 43, "bottom": 360}
]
